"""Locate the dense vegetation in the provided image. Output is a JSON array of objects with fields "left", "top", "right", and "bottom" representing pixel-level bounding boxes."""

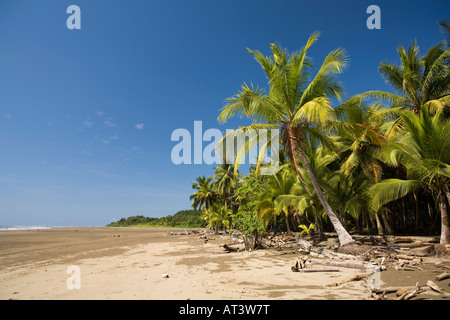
[
  {"left": 106, "top": 210, "right": 206, "bottom": 228},
  {"left": 190, "top": 23, "right": 450, "bottom": 246}
]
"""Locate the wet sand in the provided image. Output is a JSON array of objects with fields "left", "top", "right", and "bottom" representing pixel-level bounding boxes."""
[{"left": 0, "top": 227, "right": 448, "bottom": 300}]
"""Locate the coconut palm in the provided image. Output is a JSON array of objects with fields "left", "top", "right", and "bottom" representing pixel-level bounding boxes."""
[
  {"left": 278, "top": 145, "right": 333, "bottom": 240},
  {"left": 203, "top": 203, "right": 232, "bottom": 232},
  {"left": 190, "top": 175, "right": 216, "bottom": 210},
  {"left": 362, "top": 41, "right": 450, "bottom": 115},
  {"left": 369, "top": 106, "right": 450, "bottom": 244},
  {"left": 218, "top": 32, "right": 354, "bottom": 245},
  {"left": 334, "top": 98, "right": 403, "bottom": 182},
  {"left": 325, "top": 171, "right": 372, "bottom": 232},
  {"left": 213, "top": 163, "right": 240, "bottom": 210},
  {"left": 255, "top": 168, "right": 297, "bottom": 233},
  {"left": 439, "top": 20, "right": 450, "bottom": 47}
]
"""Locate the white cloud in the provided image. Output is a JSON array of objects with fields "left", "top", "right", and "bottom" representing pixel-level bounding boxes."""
[
  {"left": 4, "top": 114, "right": 12, "bottom": 119},
  {"left": 83, "top": 120, "right": 94, "bottom": 128},
  {"left": 96, "top": 111, "right": 104, "bottom": 116},
  {"left": 102, "top": 134, "right": 119, "bottom": 145},
  {"left": 135, "top": 123, "right": 144, "bottom": 130},
  {"left": 104, "top": 120, "right": 118, "bottom": 128}
]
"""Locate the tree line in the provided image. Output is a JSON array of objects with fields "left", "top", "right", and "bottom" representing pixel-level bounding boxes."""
[
  {"left": 190, "top": 22, "right": 450, "bottom": 246},
  {"left": 106, "top": 210, "right": 206, "bottom": 228}
]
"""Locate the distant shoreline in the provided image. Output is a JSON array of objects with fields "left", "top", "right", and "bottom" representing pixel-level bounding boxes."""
[{"left": 0, "top": 225, "right": 204, "bottom": 232}]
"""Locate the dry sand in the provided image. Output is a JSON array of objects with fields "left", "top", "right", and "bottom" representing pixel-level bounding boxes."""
[{"left": 0, "top": 227, "right": 448, "bottom": 300}]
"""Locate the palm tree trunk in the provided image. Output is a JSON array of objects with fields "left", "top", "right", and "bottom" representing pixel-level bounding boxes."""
[
  {"left": 284, "top": 211, "right": 291, "bottom": 234},
  {"left": 313, "top": 206, "right": 325, "bottom": 241},
  {"left": 375, "top": 213, "right": 384, "bottom": 235},
  {"left": 413, "top": 191, "right": 420, "bottom": 233},
  {"left": 381, "top": 211, "right": 394, "bottom": 235},
  {"left": 295, "top": 146, "right": 354, "bottom": 246},
  {"left": 445, "top": 185, "right": 450, "bottom": 210},
  {"left": 439, "top": 188, "right": 450, "bottom": 244}
]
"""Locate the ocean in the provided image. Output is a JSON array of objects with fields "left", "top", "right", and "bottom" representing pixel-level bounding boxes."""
[{"left": 0, "top": 226, "right": 53, "bottom": 231}]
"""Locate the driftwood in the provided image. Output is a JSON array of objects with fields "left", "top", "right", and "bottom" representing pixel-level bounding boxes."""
[
  {"left": 396, "top": 283, "right": 423, "bottom": 300},
  {"left": 426, "top": 280, "right": 442, "bottom": 293},
  {"left": 308, "top": 258, "right": 374, "bottom": 271},
  {"left": 291, "top": 257, "right": 307, "bottom": 272},
  {"left": 435, "top": 272, "right": 450, "bottom": 281},
  {"left": 435, "top": 262, "right": 450, "bottom": 270},
  {"left": 371, "top": 285, "right": 433, "bottom": 295},
  {"left": 327, "top": 274, "right": 368, "bottom": 287},
  {"left": 392, "top": 237, "right": 414, "bottom": 244},
  {"left": 395, "top": 254, "right": 416, "bottom": 260},
  {"left": 297, "top": 239, "right": 357, "bottom": 260},
  {"left": 297, "top": 269, "right": 340, "bottom": 273},
  {"left": 222, "top": 243, "right": 245, "bottom": 253},
  {"left": 291, "top": 256, "right": 339, "bottom": 273},
  {"left": 394, "top": 249, "right": 429, "bottom": 257}
]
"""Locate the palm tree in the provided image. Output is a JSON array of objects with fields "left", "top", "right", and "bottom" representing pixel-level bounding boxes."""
[
  {"left": 335, "top": 99, "right": 402, "bottom": 182},
  {"left": 213, "top": 163, "right": 239, "bottom": 210},
  {"left": 255, "top": 169, "right": 297, "bottom": 233},
  {"left": 325, "top": 171, "right": 372, "bottom": 232},
  {"left": 203, "top": 203, "right": 232, "bottom": 232},
  {"left": 362, "top": 41, "right": 450, "bottom": 115},
  {"left": 439, "top": 20, "right": 450, "bottom": 47},
  {"left": 218, "top": 32, "right": 354, "bottom": 245},
  {"left": 280, "top": 143, "right": 338, "bottom": 240},
  {"left": 190, "top": 175, "right": 216, "bottom": 210},
  {"left": 369, "top": 106, "right": 450, "bottom": 244}
]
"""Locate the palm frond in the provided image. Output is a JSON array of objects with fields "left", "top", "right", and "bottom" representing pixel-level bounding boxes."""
[{"left": 369, "top": 179, "right": 421, "bottom": 213}]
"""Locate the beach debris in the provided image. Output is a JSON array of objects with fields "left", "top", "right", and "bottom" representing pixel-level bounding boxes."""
[
  {"left": 327, "top": 274, "right": 368, "bottom": 287},
  {"left": 435, "top": 272, "right": 450, "bottom": 282},
  {"left": 297, "top": 268, "right": 340, "bottom": 273},
  {"left": 291, "top": 256, "right": 307, "bottom": 272},
  {"left": 291, "top": 256, "right": 340, "bottom": 273},
  {"left": 221, "top": 243, "right": 245, "bottom": 253},
  {"left": 392, "top": 237, "right": 413, "bottom": 244},
  {"left": 308, "top": 258, "right": 377, "bottom": 271},
  {"left": 168, "top": 229, "right": 202, "bottom": 236},
  {"left": 426, "top": 280, "right": 442, "bottom": 293},
  {"left": 370, "top": 282, "right": 444, "bottom": 300},
  {"left": 435, "top": 261, "right": 450, "bottom": 270},
  {"left": 162, "top": 273, "right": 169, "bottom": 279},
  {"left": 260, "top": 233, "right": 298, "bottom": 250}
]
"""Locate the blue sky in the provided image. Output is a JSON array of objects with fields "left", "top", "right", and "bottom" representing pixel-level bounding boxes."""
[{"left": 0, "top": 0, "right": 448, "bottom": 226}]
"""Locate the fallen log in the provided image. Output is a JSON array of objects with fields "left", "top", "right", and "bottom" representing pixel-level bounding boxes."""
[
  {"left": 309, "top": 258, "right": 374, "bottom": 270},
  {"left": 296, "top": 239, "right": 357, "bottom": 260},
  {"left": 435, "top": 272, "right": 450, "bottom": 281},
  {"left": 435, "top": 262, "right": 450, "bottom": 270},
  {"left": 297, "top": 269, "right": 340, "bottom": 273},
  {"left": 392, "top": 237, "right": 413, "bottom": 244},
  {"left": 222, "top": 243, "right": 245, "bottom": 252},
  {"left": 394, "top": 249, "right": 429, "bottom": 257},
  {"left": 395, "top": 254, "right": 416, "bottom": 260},
  {"left": 327, "top": 274, "right": 368, "bottom": 287},
  {"left": 371, "top": 285, "right": 432, "bottom": 294},
  {"left": 401, "top": 282, "right": 424, "bottom": 300}
]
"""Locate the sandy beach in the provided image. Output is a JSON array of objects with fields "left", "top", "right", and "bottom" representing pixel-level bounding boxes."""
[{"left": 0, "top": 227, "right": 449, "bottom": 300}]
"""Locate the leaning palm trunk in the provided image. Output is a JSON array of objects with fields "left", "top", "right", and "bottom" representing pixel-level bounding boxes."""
[
  {"left": 285, "top": 123, "right": 353, "bottom": 245},
  {"left": 295, "top": 145, "right": 354, "bottom": 246}
]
